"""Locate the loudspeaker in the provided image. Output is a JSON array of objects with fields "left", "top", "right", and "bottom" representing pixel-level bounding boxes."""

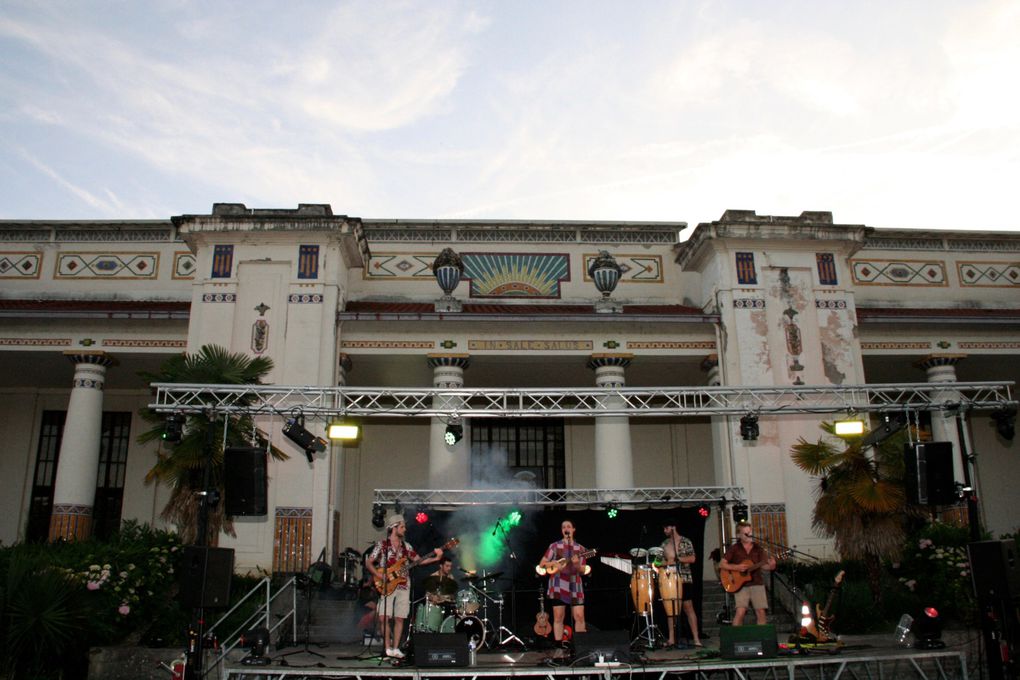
[
  {"left": 180, "top": 546, "right": 234, "bottom": 608},
  {"left": 413, "top": 632, "right": 469, "bottom": 667},
  {"left": 968, "top": 540, "right": 1019, "bottom": 602},
  {"left": 224, "top": 446, "right": 267, "bottom": 516},
  {"left": 573, "top": 629, "right": 632, "bottom": 664},
  {"left": 720, "top": 624, "right": 777, "bottom": 659},
  {"left": 904, "top": 442, "right": 956, "bottom": 505}
]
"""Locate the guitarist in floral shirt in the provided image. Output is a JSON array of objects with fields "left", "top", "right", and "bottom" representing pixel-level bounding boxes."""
[
  {"left": 366, "top": 514, "right": 443, "bottom": 659},
  {"left": 720, "top": 520, "right": 776, "bottom": 626},
  {"left": 538, "top": 519, "right": 589, "bottom": 644}
]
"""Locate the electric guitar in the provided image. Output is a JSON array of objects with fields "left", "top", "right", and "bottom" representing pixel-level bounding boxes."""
[
  {"left": 802, "top": 570, "right": 845, "bottom": 642},
  {"left": 536, "top": 549, "right": 597, "bottom": 576},
  {"left": 534, "top": 592, "right": 552, "bottom": 637},
  {"left": 374, "top": 538, "right": 459, "bottom": 596},
  {"left": 720, "top": 558, "right": 771, "bottom": 593}
]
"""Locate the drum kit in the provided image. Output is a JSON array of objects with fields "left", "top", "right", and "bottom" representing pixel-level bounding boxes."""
[{"left": 411, "top": 569, "right": 522, "bottom": 649}]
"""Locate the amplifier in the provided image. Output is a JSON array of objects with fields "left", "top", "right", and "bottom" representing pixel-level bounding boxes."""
[
  {"left": 720, "top": 624, "right": 778, "bottom": 659},
  {"left": 413, "top": 632, "right": 469, "bottom": 667}
]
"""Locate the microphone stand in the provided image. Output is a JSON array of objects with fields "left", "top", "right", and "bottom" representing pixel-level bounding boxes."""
[
  {"left": 494, "top": 521, "right": 525, "bottom": 648},
  {"left": 749, "top": 535, "right": 818, "bottom": 654}
]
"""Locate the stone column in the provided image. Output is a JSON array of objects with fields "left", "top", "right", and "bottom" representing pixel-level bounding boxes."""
[
  {"left": 49, "top": 351, "right": 115, "bottom": 541},
  {"left": 428, "top": 354, "right": 471, "bottom": 488},
  {"left": 587, "top": 354, "right": 634, "bottom": 489},
  {"left": 702, "top": 353, "right": 735, "bottom": 486},
  {"left": 916, "top": 354, "right": 966, "bottom": 486}
]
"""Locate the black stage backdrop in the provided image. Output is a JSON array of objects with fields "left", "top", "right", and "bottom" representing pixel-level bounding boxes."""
[{"left": 398, "top": 506, "right": 709, "bottom": 636}]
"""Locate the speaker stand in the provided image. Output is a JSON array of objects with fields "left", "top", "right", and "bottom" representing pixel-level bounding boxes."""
[{"left": 277, "top": 576, "right": 325, "bottom": 664}]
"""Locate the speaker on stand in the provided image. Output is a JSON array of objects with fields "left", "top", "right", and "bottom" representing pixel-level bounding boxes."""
[
  {"left": 903, "top": 442, "right": 956, "bottom": 506},
  {"left": 224, "top": 447, "right": 268, "bottom": 516}
]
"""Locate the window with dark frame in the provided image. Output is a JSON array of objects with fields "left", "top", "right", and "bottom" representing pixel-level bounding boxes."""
[
  {"left": 25, "top": 410, "right": 132, "bottom": 542},
  {"left": 470, "top": 418, "right": 565, "bottom": 488}
]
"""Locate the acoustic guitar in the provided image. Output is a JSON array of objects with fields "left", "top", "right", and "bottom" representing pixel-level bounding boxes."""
[
  {"left": 374, "top": 538, "right": 459, "bottom": 596},
  {"left": 534, "top": 592, "right": 551, "bottom": 637},
  {"left": 720, "top": 558, "right": 771, "bottom": 593},
  {"left": 802, "top": 570, "right": 845, "bottom": 642},
  {"left": 535, "top": 549, "right": 598, "bottom": 576}
]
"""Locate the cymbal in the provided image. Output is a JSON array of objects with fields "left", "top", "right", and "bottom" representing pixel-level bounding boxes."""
[
  {"left": 465, "top": 571, "right": 504, "bottom": 582},
  {"left": 630, "top": 548, "right": 648, "bottom": 558}
]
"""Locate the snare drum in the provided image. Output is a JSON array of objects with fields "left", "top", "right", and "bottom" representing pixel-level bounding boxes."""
[
  {"left": 657, "top": 566, "right": 683, "bottom": 616},
  {"left": 630, "top": 565, "right": 657, "bottom": 614},
  {"left": 455, "top": 588, "right": 479, "bottom": 615},
  {"left": 441, "top": 615, "right": 486, "bottom": 647},
  {"left": 414, "top": 601, "right": 444, "bottom": 632}
]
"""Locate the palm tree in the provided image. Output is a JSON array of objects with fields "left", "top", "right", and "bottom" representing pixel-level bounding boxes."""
[
  {"left": 791, "top": 421, "right": 918, "bottom": 606},
  {"left": 137, "top": 345, "right": 288, "bottom": 545}
]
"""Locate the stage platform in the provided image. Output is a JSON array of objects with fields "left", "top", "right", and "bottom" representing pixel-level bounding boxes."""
[{"left": 213, "top": 630, "right": 975, "bottom": 680}]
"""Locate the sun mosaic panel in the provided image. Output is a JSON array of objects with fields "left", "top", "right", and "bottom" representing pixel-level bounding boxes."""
[
  {"left": 462, "top": 252, "right": 570, "bottom": 298},
  {"left": 55, "top": 252, "right": 159, "bottom": 279}
]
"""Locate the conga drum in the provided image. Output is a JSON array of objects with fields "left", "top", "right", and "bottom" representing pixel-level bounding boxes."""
[
  {"left": 658, "top": 566, "right": 683, "bottom": 616},
  {"left": 630, "top": 565, "right": 656, "bottom": 615}
]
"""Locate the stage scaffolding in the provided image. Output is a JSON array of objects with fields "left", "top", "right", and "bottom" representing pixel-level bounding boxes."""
[
  {"left": 218, "top": 648, "right": 969, "bottom": 680},
  {"left": 148, "top": 381, "right": 1015, "bottom": 419},
  {"left": 372, "top": 487, "right": 745, "bottom": 507}
]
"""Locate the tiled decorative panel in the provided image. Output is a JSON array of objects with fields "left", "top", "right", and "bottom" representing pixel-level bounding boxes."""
[
  {"left": 0, "top": 251, "right": 41, "bottom": 278},
  {"left": 298, "top": 245, "right": 319, "bottom": 280},
  {"left": 958, "top": 261, "right": 1020, "bottom": 287},
  {"left": 211, "top": 245, "right": 233, "bottom": 279},
  {"left": 850, "top": 259, "right": 947, "bottom": 286},
  {"left": 172, "top": 252, "right": 196, "bottom": 279},
  {"left": 581, "top": 253, "right": 663, "bottom": 283},
  {"left": 736, "top": 252, "right": 757, "bottom": 285},
  {"left": 816, "top": 252, "right": 838, "bottom": 285},
  {"left": 55, "top": 252, "right": 159, "bottom": 279},
  {"left": 273, "top": 507, "right": 313, "bottom": 574}
]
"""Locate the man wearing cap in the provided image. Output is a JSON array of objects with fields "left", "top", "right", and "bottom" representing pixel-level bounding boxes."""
[
  {"left": 661, "top": 522, "right": 703, "bottom": 648},
  {"left": 367, "top": 513, "right": 444, "bottom": 659}
]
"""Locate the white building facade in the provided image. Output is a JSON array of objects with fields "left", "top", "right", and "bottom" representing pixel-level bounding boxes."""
[{"left": 1, "top": 205, "right": 1017, "bottom": 575}]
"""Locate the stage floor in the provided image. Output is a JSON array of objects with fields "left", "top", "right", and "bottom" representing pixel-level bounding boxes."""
[{"left": 214, "top": 629, "right": 977, "bottom": 680}]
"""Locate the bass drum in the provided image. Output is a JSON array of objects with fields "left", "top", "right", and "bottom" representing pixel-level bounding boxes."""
[{"left": 440, "top": 615, "right": 486, "bottom": 648}]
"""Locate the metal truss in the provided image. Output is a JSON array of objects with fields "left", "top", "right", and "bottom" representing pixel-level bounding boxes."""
[
  {"left": 220, "top": 649, "right": 968, "bottom": 680},
  {"left": 372, "top": 487, "right": 745, "bottom": 507},
  {"left": 149, "top": 381, "right": 1015, "bottom": 419}
]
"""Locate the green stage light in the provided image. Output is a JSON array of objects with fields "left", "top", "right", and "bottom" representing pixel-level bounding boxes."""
[
  {"left": 606, "top": 504, "right": 619, "bottom": 519},
  {"left": 507, "top": 510, "right": 522, "bottom": 526}
]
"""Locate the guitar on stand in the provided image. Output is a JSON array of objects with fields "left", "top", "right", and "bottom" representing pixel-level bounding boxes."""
[
  {"left": 798, "top": 570, "right": 845, "bottom": 644},
  {"left": 534, "top": 592, "right": 551, "bottom": 637},
  {"left": 374, "top": 538, "right": 459, "bottom": 596}
]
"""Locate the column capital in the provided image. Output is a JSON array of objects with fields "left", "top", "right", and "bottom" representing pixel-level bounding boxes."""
[
  {"left": 427, "top": 353, "right": 471, "bottom": 370},
  {"left": 914, "top": 353, "right": 966, "bottom": 371},
  {"left": 586, "top": 353, "right": 634, "bottom": 370},
  {"left": 63, "top": 350, "right": 117, "bottom": 367}
]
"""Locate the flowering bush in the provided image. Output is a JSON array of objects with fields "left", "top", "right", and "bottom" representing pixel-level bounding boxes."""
[{"left": 891, "top": 521, "right": 975, "bottom": 623}]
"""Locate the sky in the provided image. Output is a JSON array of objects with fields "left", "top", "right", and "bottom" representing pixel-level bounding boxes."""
[{"left": 1, "top": 1, "right": 1018, "bottom": 232}]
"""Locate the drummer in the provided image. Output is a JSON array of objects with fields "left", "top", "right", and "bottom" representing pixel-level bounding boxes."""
[
  {"left": 661, "top": 522, "right": 702, "bottom": 648},
  {"left": 422, "top": 556, "right": 459, "bottom": 605}
]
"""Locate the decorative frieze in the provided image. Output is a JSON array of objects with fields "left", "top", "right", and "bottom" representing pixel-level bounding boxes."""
[
  {"left": 582, "top": 253, "right": 663, "bottom": 283},
  {"left": 172, "top": 252, "right": 196, "bottom": 279},
  {"left": 958, "top": 261, "right": 1020, "bottom": 287},
  {"left": 469, "top": 340, "right": 593, "bottom": 351},
  {"left": 0, "top": 251, "right": 41, "bottom": 278},
  {"left": 202, "top": 293, "right": 236, "bottom": 303},
  {"left": 55, "top": 252, "right": 159, "bottom": 279},
  {"left": 733, "top": 298, "right": 766, "bottom": 309},
  {"left": 851, "top": 259, "right": 947, "bottom": 286},
  {"left": 815, "top": 300, "right": 848, "bottom": 310},
  {"left": 861, "top": 341, "right": 932, "bottom": 350},
  {"left": 0, "top": 337, "right": 72, "bottom": 347},
  {"left": 102, "top": 339, "right": 187, "bottom": 348},
  {"left": 287, "top": 293, "right": 323, "bottom": 304},
  {"left": 628, "top": 341, "right": 716, "bottom": 350},
  {"left": 341, "top": 340, "right": 434, "bottom": 349}
]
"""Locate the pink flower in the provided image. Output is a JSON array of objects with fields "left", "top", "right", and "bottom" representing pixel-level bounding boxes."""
[
  {"left": 117, "top": 604, "right": 130, "bottom": 616},
  {"left": 87, "top": 581, "right": 100, "bottom": 591}
]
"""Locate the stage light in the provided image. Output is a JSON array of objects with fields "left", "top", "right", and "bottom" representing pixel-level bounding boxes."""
[
  {"left": 327, "top": 419, "right": 360, "bottom": 441},
  {"left": 371, "top": 504, "right": 386, "bottom": 529},
  {"left": 834, "top": 417, "right": 865, "bottom": 437},
  {"left": 992, "top": 406, "right": 1016, "bottom": 441},
  {"left": 732, "top": 503, "right": 749, "bottom": 522},
  {"left": 606, "top": 503, "right": 619, "bottom": 519},
  {"left": 697, "top": 504, "right": 710, "bottom": 519},
  {"left": 162, "top": 414, "right": 184, "bottom": 444},
  {"left": 415, "top": 507, "right": 429, "bottom": 524},
  {"left": 859, "top": 413, "right": 907, "bottom": 448},
  {"left": 913, "top": 606, "right": 945, "bottom": 649},
  {"left": 444, "top": 423, "right": 463, "bottom": 445},
  {"left": 800, "top": 601, "right": 813, "bottom": 629},
  {"left": 507, "top": 510, "right": 523, "bottom": 526},
  {"left": 740, "top": 414, "right": 759, "bottom": 441},
  {"left": 238, "top": 626, "right": 271, "bottom": 665},
  {"left": 283, "top": 413, "right": 327, "bottom": 461}
]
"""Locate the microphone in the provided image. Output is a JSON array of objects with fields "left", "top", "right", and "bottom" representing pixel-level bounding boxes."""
[{"left": 492, "top": 519, "right": 501, "bottom": 536}]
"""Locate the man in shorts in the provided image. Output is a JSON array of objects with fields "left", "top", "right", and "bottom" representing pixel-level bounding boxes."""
[{"left": 720, "top": 520, "right": 776, "bottom": 625}]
